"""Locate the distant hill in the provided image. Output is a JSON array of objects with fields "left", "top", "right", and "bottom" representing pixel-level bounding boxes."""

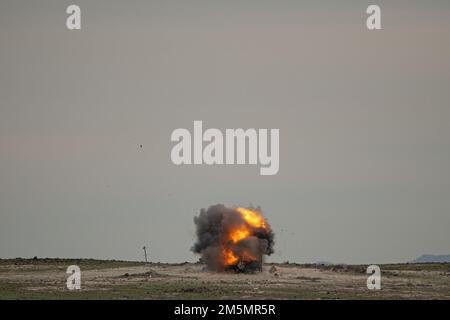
[{"left": 410, "top": 254, "right": 450, "bottom": 263}]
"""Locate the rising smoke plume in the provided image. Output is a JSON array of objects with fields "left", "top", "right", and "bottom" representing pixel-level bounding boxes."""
[{"left": 192, "top": 204, "right": 274, "bottom": 272}]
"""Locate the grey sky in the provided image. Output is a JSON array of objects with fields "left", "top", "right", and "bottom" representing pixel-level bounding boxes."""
[{"left": 1, "top": 0, "right": 449, "bottom": 264}]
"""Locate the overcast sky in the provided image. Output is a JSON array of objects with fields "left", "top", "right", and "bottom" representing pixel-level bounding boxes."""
[{"left": 1, "top": 0, "right": 449, "bottom": 264}]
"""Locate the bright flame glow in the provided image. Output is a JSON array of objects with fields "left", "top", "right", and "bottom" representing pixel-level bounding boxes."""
[
  {"left": 229, "top": 225, "right": 251, "bottom": 243},
  {"left": 236, "top": 207, "right": 266, "bottom": 228},
  {"left": 221, "top": 207, "right": 269, "bottom": 268},
  {"left": 223, "top": 247, "right": 238, "bottom": 265}
]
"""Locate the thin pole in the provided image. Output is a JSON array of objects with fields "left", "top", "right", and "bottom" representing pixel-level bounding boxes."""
[{"left": 143, "top": 246, "right": 148, "bottom": 263}]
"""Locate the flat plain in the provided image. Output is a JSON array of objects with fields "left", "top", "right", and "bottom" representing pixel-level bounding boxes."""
[{"left": 0, "top": 259, "right": 449, "bottom": 299}]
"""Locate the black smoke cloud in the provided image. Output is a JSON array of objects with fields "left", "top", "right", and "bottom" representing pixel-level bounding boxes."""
[{"left": 191, "top": 204, "right": 275, "bottom": 271}]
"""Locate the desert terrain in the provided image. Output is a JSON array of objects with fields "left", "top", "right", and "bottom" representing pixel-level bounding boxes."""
[{"left": 0, "top": 258, "right": 449, "bottom": 299}]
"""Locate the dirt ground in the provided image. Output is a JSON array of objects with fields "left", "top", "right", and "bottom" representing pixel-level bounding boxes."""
[{"left": 0, "top": 259, "right": 449, "bottom": 299}]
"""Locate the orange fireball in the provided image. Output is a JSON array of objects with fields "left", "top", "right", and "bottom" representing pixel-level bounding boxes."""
[
  {"left": 229, "top": 225, "right": 251, "bottom": 244},
  {"left": 236, "top": 207, "right": 267, "bottom": 228},
  {"left": 221, "top": 207, "right": 270, "bottom": 268}
]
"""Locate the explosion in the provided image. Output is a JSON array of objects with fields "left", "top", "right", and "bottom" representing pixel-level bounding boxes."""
[{"left": 192, "top": 204, "right": 274, "bottom": 272}]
